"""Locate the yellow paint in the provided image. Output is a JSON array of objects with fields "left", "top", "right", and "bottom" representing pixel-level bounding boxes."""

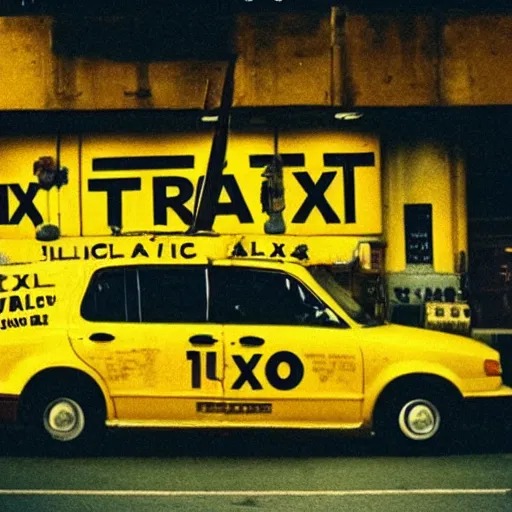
[
  {"left": 0, "top": 129, "right": 381, "bottom": 238},
  {"left": 442, "top": 16, "right": 512, "bottom": 105},
  {"left": 79, "top": 131, "right": 214, "bottom": 236},
  {"left": 0, "top": 17, "right": 53, "bottom": 110},
  {"left": 0, "top": 234, "right": 376, "bottom": 266},
  {"left": 221, "top": 323, "right": 363, "bottom": 424},
  {"left": 0, "top": 14, "right": 510, "bottom": 110},
  {"left": 68, "top": 321, "right": 225, "bottom": 422},
  {"left": 275, "top": 130, "right": 381, "bottom": 235},
  {"left": 0, "top": 125, "right": 471, "bottom": 284},
  {"left": 345, "top": 14, "right": 440, "bottom": 106},
  {"left": 450, "top": 145, "right": 468, "bottom": 266},
  {"left": 383, "top": 138, "right": 467, "bottom": 273},
  {"left": 0, "top": 128, "right": 471, "bottom": 279},
  {"left": 233, "top": 13, "right": 332, "bottom": 106},
  {"left": 0, "top": 135, "right": 64, "bottom": 238},
  {"left": 0, "top": 254, "right": 509, "bottom": 433}
]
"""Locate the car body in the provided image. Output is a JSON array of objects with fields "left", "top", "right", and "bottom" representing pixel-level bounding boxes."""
[{"left": 0, "top": 236, "right": 511, "bottom": 452}]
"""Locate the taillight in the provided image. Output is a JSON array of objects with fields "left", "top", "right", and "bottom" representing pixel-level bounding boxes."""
[{"left": 484, "top": 359, "right": 502, "bottom": 376}]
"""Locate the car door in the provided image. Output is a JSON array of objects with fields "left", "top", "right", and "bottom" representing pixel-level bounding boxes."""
[
  {"left": 68, "top": 264, "right": 224, "bottom": 425},
  {"left": 210, "top": 263, "right": 364, "bottom": 428}
]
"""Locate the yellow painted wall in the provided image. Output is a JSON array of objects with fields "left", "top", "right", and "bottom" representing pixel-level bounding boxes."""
[
  {"left": 345, "top": 14, "right": 441, "bottom": 106},
  {"left": 345, "top": 14, "right": 512, "bottom": 106},
  {"left": 233, "top": 13, "right": 332, "bottom": 106},
  {"left": 0, "top": 13, "right": 510, "bottom": 110},
  {"left": 0, "top": 128, "right": 469, "bottom": 280},
  {"left": 0, "top": 130, "right": 381, "bottom": 238},
  {"left": 441, "top": 15, "right": 512, "bottom": 105},
  {"left": 0, "top": 17, "right": 53, "bottom": 109},
  {"left": 383, "top": 137, "right": 467, "bottom": 274},
  {"left": 0, "top": 135, "right": 81, "bottom": 238}
]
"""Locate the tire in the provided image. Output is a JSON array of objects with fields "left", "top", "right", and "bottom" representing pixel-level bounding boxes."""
[
  {"left": 374, "top": 384, "right": 458, "bottom": 453},
  {"left": 22, "top": 384, "right": 105, "bottom": 455}
]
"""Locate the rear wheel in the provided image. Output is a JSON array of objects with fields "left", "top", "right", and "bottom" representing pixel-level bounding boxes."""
[
  {"left": 374, "top": 384, "right": 459, "bottom": 453},
  {"left": 22, "top": 383, "right": 106, "bottom": 455},
  {"left": 43, "top": 397, "right": 87, "bottom": 443}
]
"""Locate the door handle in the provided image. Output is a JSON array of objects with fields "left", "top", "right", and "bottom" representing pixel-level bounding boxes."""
[
  {"left": 189, "top": 334, "right": 218, "bottom": 346},
  {"left": 239, "top": 336, "right": 265, "bottom": 346},
  {"left": 89, "top": 332, "right": 115, "bottom": 343}
]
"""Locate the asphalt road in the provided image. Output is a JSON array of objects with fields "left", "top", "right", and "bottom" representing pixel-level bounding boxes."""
[{"left": 1, "top": 427, "right": 512, "bottom": 512}]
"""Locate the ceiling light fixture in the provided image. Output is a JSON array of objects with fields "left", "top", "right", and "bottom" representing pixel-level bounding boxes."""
[{"left": 334, "top": 112, "right": 364, "bottom": 121}]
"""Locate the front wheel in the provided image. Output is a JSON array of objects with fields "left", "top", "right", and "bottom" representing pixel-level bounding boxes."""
[
  {"left": 397, "top": 398, "right": 441, "bottom": 441},
  {"left": 374, "top": 386, "right": 458, "bottom": 452}
]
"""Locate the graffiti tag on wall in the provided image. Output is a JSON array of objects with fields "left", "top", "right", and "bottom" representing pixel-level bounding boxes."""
[{"left": 0, "top": 272, "right": 56, "bottom": 330}]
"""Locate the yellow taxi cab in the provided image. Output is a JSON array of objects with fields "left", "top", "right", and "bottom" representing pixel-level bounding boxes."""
[{"left": 0, "top": 234, "right": 511, "bottom": 453}]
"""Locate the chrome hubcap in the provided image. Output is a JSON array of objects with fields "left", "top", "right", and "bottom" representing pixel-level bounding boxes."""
[
  {"left": 398, "top": 399, "right": 440, "bottom": 441},
  {"left": 43, "top": 398, "right": 85, "bottom": 442}
]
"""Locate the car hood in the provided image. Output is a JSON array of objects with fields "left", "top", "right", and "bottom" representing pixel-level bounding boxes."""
[{"left": 358, "top": 323, "right": 498, "bottom": 359}]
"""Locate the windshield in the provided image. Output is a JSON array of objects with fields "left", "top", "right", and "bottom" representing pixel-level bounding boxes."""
[{"left": 309, "top": 266, "right": 379, "bottom": 326}]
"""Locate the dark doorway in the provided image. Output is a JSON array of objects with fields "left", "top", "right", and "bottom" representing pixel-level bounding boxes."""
[{"left": 466, "top": 108, "right": 512, "bottom": 328}]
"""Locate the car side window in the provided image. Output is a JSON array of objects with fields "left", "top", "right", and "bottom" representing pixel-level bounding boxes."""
[
  {"left": 81, "top": 267, "right": 136, "bottom": 322},
  {"left": 210, "top": 267, "right": 343, "bottom": 327},
  {"left": 138, "top": 266, "right": 207, "bottom": 323},
  {"left": 81, "top": 265, "right": 207, "bottom": 323}
]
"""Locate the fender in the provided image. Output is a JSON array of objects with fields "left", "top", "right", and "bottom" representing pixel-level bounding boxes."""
[
  {"left": 0, "top": 333, "right": 115, "bottom": 421},
  {"left": 362, "top": 360, "right": 463, "bottom": 427}
]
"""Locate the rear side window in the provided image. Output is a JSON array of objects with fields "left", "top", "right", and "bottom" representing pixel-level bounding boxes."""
[
  {"left": 81, "top": 268, "right": 136, "bottom": 322},
  {"left": 138, "top": 266, "right": 207, "bottom": 323},
  {"left": 81, "top": 265, "right": 207, "bottom": 323}
]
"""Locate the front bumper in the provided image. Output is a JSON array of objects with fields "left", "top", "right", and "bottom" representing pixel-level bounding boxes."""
[
  {"left": 0, "top": 394, "right": 19, "bottom": 423},
  {"left": 462, "top": 394, "right": 512, "bottom": 429}
]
